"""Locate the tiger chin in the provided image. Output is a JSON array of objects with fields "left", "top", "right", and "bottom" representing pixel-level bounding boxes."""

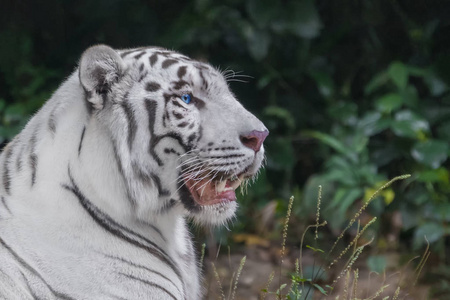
[{"left": 0, "top": 45, "right": 267, "bottom": 299}]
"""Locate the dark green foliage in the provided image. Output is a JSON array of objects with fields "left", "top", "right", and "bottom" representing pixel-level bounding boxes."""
[{"left": 0, "top": 0, "right": 449, "bottom": 253}]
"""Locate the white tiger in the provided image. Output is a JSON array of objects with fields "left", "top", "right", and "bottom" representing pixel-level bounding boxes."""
[{"left": 0, "top": 45, "right": 268, "bottom": 299}]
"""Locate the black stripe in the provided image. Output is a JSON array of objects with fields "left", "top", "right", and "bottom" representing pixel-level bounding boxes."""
[
  {"left": 105, "top": 254, "right": 182, "bottom": 295},
  {"left": 146, "top": 82, "right": 161, "bottom": 92},
  {"left": 120, "top": 48, "right": 144, "bottom": 58},
  {"left": 149, "top": 53, "right": 158, "bottom": 67},
  {"left": 111, "top": 141, "right": 137, "bottom": 208},
  {"left": 161, "top": 59, "right": 178, "bottom": 69},
  {"left": 29, "top": 132, "right": 38, "bottom": 187},
  {"left": 206, "top": 154, "right": 245, "bottom": 159},
  {"left": 119, "top": 273, "right": 178, "bottom": 300},
  {"left": 178, "top": 175, "right": 200, "bottom": 213},
  {"left": 163, "top": 148, "right": 180, "bottom": 155},
  {"left": 1, "top": 196, "right": 11, "bottom": 214},
  {"left": 0, "top": 237, "right": 76, "bottom": 300},
  {"left": 62, "top": 169, "right": 181, "bottom": 281},
  {"left": 3, "top": 144, "right": 13, "bottom": 195},
  {"left": 133, "top": 51, "right": 146, "bottom": 60},
  {"left": 177, "top": 66, "right": 187, "bottom": 79},
  {"left": 198, "top": 70, "right": 209, "bottom": 90},
  {"left": 16, "top": 145, "right": 23, "bottom": 172},
  {"left": 192, "top": 96, "right": 205, "bottom": 109},
  {"left": 172, "top": 100, "right": 184, "bottom": 108},
  {"left": 111, "top": 142, "right": 126, "bottom": 179},
  {"left": 20, "top": 271, "right": 40, "bottom": 300},
  {"left": 150, "top": 173, "right": 170, "bottom": 197},
  {"left": 78, "top": 126, "right": 86, "bottom": 156},
  {"left": 187, "top": 134, "right": 197, "bottom": 146},
  {"left": 30, "top": 154, "right": 37, "bottom": 186},
  {"left": 121, "top": 100, "right": 137, "bottom": 151},
  {"left": 159, "top": 199, "right": 176, "bottom": 214},
  {"left": 48, "top": 115, "right": 56, "bottom": 135},
  {"left": 173, "top": 112, "right": 184, "bottom": 120},
  {"left": 177, "top": 122, "right": 189, "bottom": 128},
  {"left": 138, "top": 71, "right": 148, "bottom": 83},
  {"left": 171, "top": 80, "right": 189, "bottom": 90},
  {"left": 131, "top": 162, "right": 170, "bottom": 200},
  {"left": 145, "top": 100, "right": 164, "bottom": 166}
]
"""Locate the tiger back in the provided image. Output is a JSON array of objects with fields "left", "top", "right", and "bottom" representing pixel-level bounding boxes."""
[{"left": 0, "top": 45, "right": 268, "bottom": 299}]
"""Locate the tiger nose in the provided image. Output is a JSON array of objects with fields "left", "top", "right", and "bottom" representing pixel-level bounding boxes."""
[{"left": 240, "top": 130, "right": 269, "bottom": 152}]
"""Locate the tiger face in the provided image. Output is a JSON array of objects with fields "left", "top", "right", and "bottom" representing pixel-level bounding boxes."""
[{"left": 79, "top": 45, "right": 268, "bottom": 225}]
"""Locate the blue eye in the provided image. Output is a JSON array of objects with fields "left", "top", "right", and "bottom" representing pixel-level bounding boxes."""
[{"left": 181, "top": 94, "right": 192, "bottom": 104}]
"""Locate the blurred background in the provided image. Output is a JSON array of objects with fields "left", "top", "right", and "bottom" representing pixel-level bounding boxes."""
[{"left": 0, "top": 0, "right": 449, "bottom": 298}]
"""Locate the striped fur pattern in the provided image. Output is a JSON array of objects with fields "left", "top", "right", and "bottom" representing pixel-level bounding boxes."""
[{"left": 0, "top": 45, "right": 267, "bottom": 299}]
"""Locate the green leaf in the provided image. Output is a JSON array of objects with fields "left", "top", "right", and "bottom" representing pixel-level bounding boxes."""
[
  {"left": 246, "top": 0, "right": 279, "bottom": 28},
  {"left": 310, "top": 70, "right": 335, "bottom": 98},
  {"left": 417, "top": 168, "right": 449, "bottom": 183},
  {"left": 391, "top": 110, "right": 429, "bottom": 138},
  {"left": 437, "top": 121, "right": 450, "bottom": 141},
  {"left": 367, "top": 255, "right": 387, "bottom": 274},
  {"left": 313, "top": 283, "right": 328, "bottom": 295},
  {"left": 375, "top": 93, "right": 403, "bottom": 113},
  {"left": 329, "top": 188, "right": 363, "bottom": 213},
  {"left": 263, "top": 106, "right": 296, "bottom": 132},
  {"left": 286, "top": 0, "right": 321, "bottom": 39},
  {"left": 244, "top": 27, "right": 270, "bottom": 61},
  {"left": 411, "top": 140, "right": 449, "bottom": 169},
  {"left": 364, "top": 71, "right": 389, "bottom": 95},
  {"left": 388, "top": 61, "right": 408, "bottom": 89},
  {"left": 291, "top": 275, "right": 310, "bottom": 283},
  {"left": 306, "top": 245, "right": 324, "bottom": 253},
  {"left": 303, "top": 131, "right": 356, "bottom": 162},
  {"left": 276, "top": 283, "right": 287, "bottom": 294},
  {"left": 358, "top": 111, "right": 390, "bottom": 136},
  {"left": 413, "top": 222, "right": 444, "bottom": 249}
]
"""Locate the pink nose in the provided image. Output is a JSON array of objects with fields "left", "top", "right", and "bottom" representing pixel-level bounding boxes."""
[{"left": 240, "top": 130, "right": 269, "bottom": 152}]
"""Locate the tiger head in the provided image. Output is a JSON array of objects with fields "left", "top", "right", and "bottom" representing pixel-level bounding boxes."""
[{"left": 78, "top": 45, "right": 268, "bottom": 225}]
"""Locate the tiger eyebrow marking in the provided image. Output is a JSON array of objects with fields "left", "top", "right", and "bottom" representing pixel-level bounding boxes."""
[
  {"left": 146, "top": 82, "right": 161, "bottom": 92},
  {"left": 171, "top": 80, "right": 189, "bottom": 90}
]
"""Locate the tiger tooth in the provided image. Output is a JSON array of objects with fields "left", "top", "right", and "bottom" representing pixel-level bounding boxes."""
[
  {"left": 216, "top": 180, "right": 227, "bottom": 193},
  {"left": 230, "top": 178, "right": 241, "bottom": 190},
  {"left": 238, "top": 174, "right": 245, "bottom": 182}
]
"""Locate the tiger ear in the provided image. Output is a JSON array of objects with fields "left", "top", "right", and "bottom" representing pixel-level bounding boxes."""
[{"left": 79, "top": 45, "right": 126, "bottom": 110}]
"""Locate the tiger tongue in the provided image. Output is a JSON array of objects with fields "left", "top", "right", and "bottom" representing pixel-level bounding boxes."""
[{"left": 186, "top": 177, "right": 237, "bottom": 205}]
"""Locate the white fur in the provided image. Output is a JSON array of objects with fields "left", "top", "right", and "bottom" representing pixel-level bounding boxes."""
[{"left": 0, "top": 45, "right": 267, "bottom": 299}]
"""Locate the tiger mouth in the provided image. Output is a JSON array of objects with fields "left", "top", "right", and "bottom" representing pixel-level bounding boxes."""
[{"left": 183, "top": 171, "right": 248, "bottom": 206}]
